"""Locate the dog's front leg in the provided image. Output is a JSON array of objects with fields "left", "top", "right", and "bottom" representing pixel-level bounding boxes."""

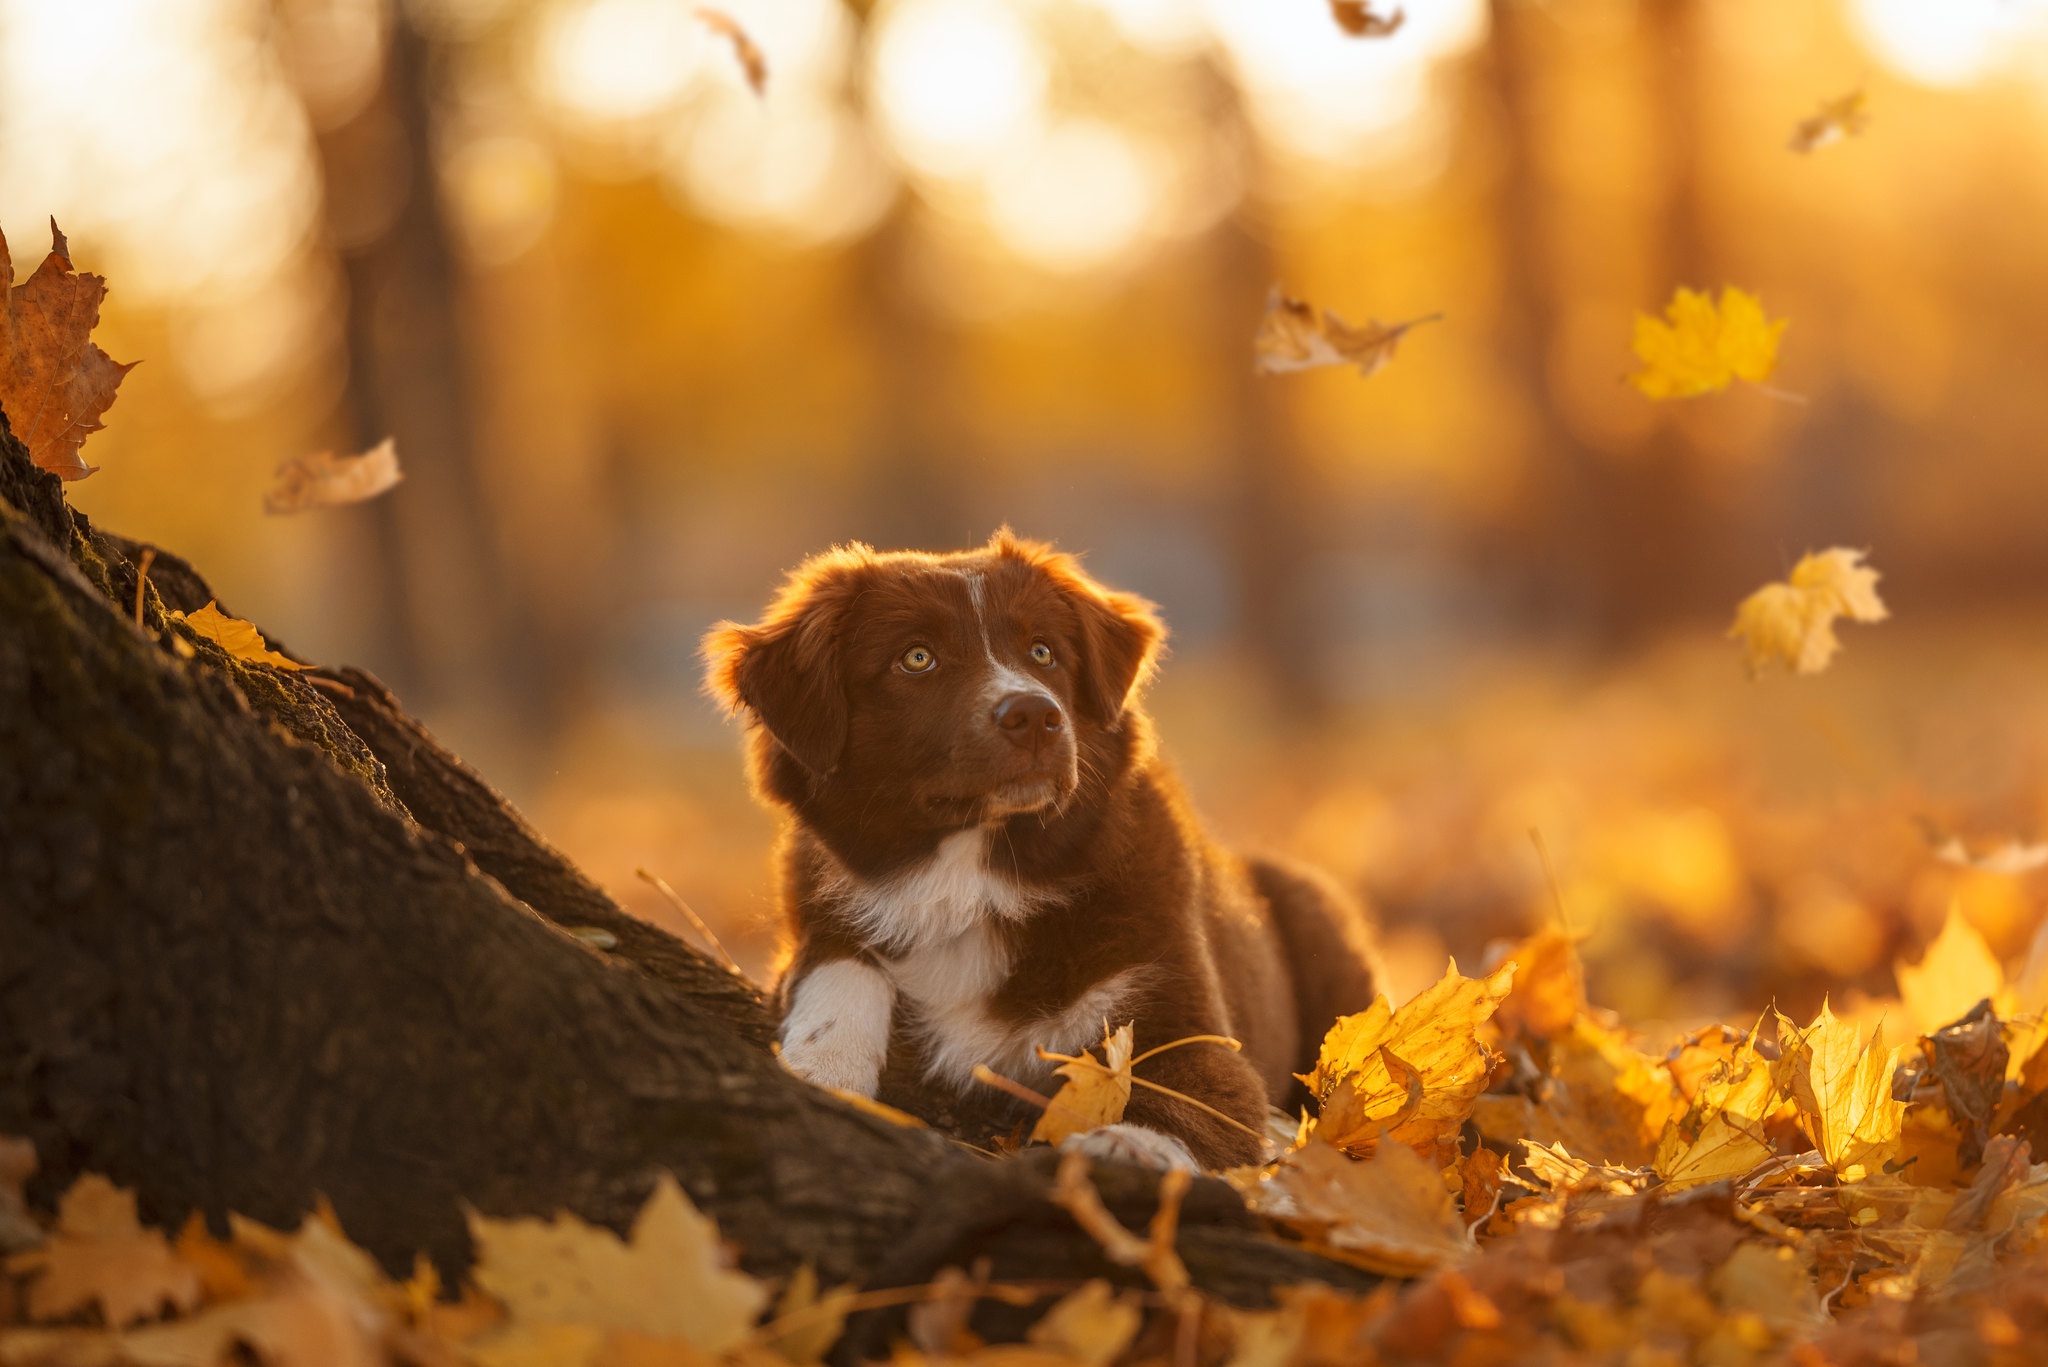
[{"left": 778, "top": 957, "right": 895, "bottom": 1097}]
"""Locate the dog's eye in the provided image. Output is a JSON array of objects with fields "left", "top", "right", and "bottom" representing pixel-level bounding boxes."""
[
  {"left": 1029, "top": 642, "right": 1055, "bottom": 666},
  {"left": 900, "top": 646, "right": 936, "bottom": 673}
]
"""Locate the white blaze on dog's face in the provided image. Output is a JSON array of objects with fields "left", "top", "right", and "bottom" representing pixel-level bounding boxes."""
[{"left": 705, "top": 534, "right": 1164, "bottom": 837}]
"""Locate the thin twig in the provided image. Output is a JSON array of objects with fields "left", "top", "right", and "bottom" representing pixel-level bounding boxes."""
[
  {"left": 1050, "top": 1151, "right": 1192, "bottom": 1294},
  {"left": 132, "top": 546, "right": 156, "bottom": 627},
  {"left": 634, "top": 866, "right": 744, "bottom": 976},
  {"left": 1528, "top": 828, "right": 1572, "bottom": 935}
]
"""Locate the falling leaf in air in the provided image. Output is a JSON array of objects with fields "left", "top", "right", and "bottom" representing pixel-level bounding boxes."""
[
  {"left": 1254, "top": 287, "right": 1441, "bottom": 380},
  {"left": 1329, "top": 1, "right": 1405, "bottom": 37},
  {"left": 1628, "top": 285, "right": 1787, "bottom": 399},
  {"left": 695, "top": 7, "right": 768, "bottom": 96},
  {"left": 171, "top": 602, "right": 311, "bottom": 672},
  {"left": 1250, "top": 1139, "right": 1475, "bottom": 1276},
  {"left": 1930, "top": 834, "right": 2048, "bottom": 877},
  {"left": 1896, "top": 904, "right": 2004, "bottom": 1038},
  {"left": 1300, "top": 959, "right": 1516, "bottom": 1158},
  {"left": 1728, "top": 548, "right": 1889, "bottom": 676},
  {"left": 0, "top": 220, "right": 135, "bottom": 480},
  {"left": 1789, "top": 90, "right": 1870, "bottom": 154},
  {"left": 1776, "top": 999, "right": 1907, "bottom": 1181},
  {"left": 467, "top": 1171, "right": 769, "bottom": 1353},
  {"left": 1031, "top": 1023, "right": 1135, "bottom": 1146},
  {"left": 1026, "top": 1279, "right": 1144, "bottom": 1367},
  {"left": 264, "top": 438, "right": 403, "bottom": 515},
  {"left": 5, "top": 1174, "right": 202, "bottom": 1328}
]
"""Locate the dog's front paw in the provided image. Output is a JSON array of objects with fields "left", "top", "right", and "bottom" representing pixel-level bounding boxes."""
[
  {"left": 779, "top": 960, "right": 893, "bottom": 1097},
  {"left": 1058, "top": 1123, "right": 1199, "bottom": 1172}
]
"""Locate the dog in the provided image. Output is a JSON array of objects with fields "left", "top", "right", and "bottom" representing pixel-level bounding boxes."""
[{"left": 703, "top": 531, "right": 1377, "bottom": 1169}]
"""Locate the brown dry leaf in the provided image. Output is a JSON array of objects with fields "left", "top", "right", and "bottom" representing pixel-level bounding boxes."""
[
  {"left": 1708, "top": 1243, "right": 1825, "bottom": 1337},
  {"left": 1301, "top": 959, "right": 1515, "bottom": 1157},
  {"left": 1328, "top": 1, "right": 1403, "bottom": 37},
  {"left": 1777, "top": 1000, "right": 1907, "bottom": 1181},
  {"left": 695, "top": 8, "right": 768, "bottom": 97},
  {"left": 1024, "top": 1280, "right": 1140, "bottom": 1367},
  {"left": 1030, "top": 1023, "right": 1134, "bottom": 1146},
  {"left": 1252, "top": 287, "right": 1440, "bottom": 380},
  {"left": 1253, "top": 1139, "right": 1474, "bottom": 1277},
  {"left": 1728, "top": 548, "right": 1888, "bottom": 676},
  {"left": 5, "top": 1176, "right": 201, "bottom": 1329},
  {"left": 467, "top": 1172, "right": 769, "bottom": 1353},
  {"left": 1516, "top": 1141, "right": 1642, "bottom": 1194},
  {"left": 262, "top": 438, "right": 403, "bottom": 515},
  {"left": 0, "top": 220, "right": 133, "bottom": 481},
  {"left": 1789, "top": 89, "right": 1871, "bottom": 154},
  {"left": 1896, "top": 904, "right": 2004, "bottom": 1038},
  {"left": 1494, "top": 926, "right": 1585, "bottom": 1041},
  {"left": 170, "top": 603, "right": 309, "bottom": 672},
  {"left": 1921, "top": 1000, "right": 2009, "bottom": 1166}
]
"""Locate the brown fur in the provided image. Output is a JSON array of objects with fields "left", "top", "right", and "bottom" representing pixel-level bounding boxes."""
[{"left": 703, "top": 532, "right": 1377, "bottom": 1168}]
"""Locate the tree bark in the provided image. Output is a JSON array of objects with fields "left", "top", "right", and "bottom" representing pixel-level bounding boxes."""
[{"left": 0, "top": 413, "right": 1370, "bottom": 1337}]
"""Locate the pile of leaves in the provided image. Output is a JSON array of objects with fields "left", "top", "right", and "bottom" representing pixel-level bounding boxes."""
[{"left": 10, "top": 903, "right": 2048, "bottom": 1366}]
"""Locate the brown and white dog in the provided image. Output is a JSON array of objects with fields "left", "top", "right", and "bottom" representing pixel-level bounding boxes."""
[{"left": 703, "top": 532, "right": 1377, "bottom": 1169}]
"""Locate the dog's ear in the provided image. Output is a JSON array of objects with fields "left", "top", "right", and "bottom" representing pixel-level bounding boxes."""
[
  {"left": 1010, "top": 538, "right": 1164, "bottom": 727},
  {"left": 703, "top": 556, "right": 866, "bottom": 776}
]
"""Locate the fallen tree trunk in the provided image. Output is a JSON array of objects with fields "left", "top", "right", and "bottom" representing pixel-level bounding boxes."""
[{"left": 0, "top": 413, "right": 1371, "bottom": 1338}]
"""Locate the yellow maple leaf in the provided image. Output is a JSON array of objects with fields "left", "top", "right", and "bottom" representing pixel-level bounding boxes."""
[
  {"left": 4, "top": 1174, "right": 202, "bottom": 1328},
  {"left": 1628, "top": 285, "right": 1787, "bottom": 399},
  {"left": 173, "top": 601, "right": 311, "bottom": 671},
  {"left": 1329, "top": 1, "right": 1404, "bottom": 37},
  {"left": 1300, "top": 959, "right": 1515, "bottom": 1157},
  {"left": 467, "top": 1172, "right": 769, "bottom": 1353},
  {"left": 1031, "top": 1023, "right": 1135, "bottom": 1146},
  {"left": 1728, "top": 548, "right": 1889, "bottom": 676},
  {"left": 1789, "top": 90, "right": 1870, "bottom": 155},
  {"left": 1250, "top": 1139, "right": 1474, "bottom": 1277},
  {"left": 1896, "top": 904, "right": 2005, "bottom": 1038},
  {"left": 1253, "top": 287, "right": 1440, "bottom": 380},
  {"left": 264, "top": 438, "right": 404, "bottom": 515},
  {"left": 1652, "top": 1029, "right": 1782, "bottom": 1190},
  {"left": 1495, "top": 925, "right": 1587, "bottom": 1041},
  {"left": 1025, "top": 1279, "right": 1143, "bottom": 1367},
  {"left": 1776, "top": 1000, "right": 1907, "bottom": 1181},
  {"left": 0, "top": 220, "right": 134, "bottom": 481}
]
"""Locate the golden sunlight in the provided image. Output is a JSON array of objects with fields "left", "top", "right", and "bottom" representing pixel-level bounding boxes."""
[
  {"left": 1849, "top": 0, "right": 2048, "bottom": 87},
  {"left": 868, "top": 0, "right": 1049, "bottom": 179}
]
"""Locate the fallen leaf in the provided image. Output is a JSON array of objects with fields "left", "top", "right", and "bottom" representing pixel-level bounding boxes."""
[
  {"left": 1709, "top": 1243, "right": 1825, "bottom": 1336},
  {"left": 1921, "top": 1000, "right": 2008, "bottom": 1166},
  {"left": 1328, "top": 1, "right": 1403, "bottom": 37},
  {"left": 1301, "top": 959, "right": 1516, "bottom": 1157},
  {"left": 263, "top": 439, "right": 403, "bottom": 515},
  {"left": 1516, "top": 1141, "right": 1643, "bottom": 1195},
  {"left": 5, "top": 1176, "right": 201, "bottom": 1329},
  {"left": 1652, "top": 1031, "right": 1780, "bottom": 1191},
  {"left": 1252, "top": 1140, "right": 1474, "bottom": 1276},
  {"left": 1253, "top": 287, "right": 1440, "bottom": 380},
  {"left": 1025, "top": 1280, "right": 1141, "bottom": 1367},
  {"left": 1031, "top": 1023, "right": 1134, "bottom": 1146},
  {"left": 0, "top": 220, "right": 133, "bottom": 481},
  {"left": 1789, "top": 90, "right": 1870, "bottom": 154},
  {"left": 1778, "top": 1000, "right": 1908, "bottom": 1181},
  {"left": 1628, "top": 285, "right": 1787, "bottom": 399},
  {"left": 695, "top": 8, "right": 768, "bottom": 97},
  {"left": 1728, "top": 548, "right": 1889, "bottom": 676},
  {"left": 467, "top": 1172, "right": 769, "bottom": 1353},
  {"left": 170, "top": 602, "right": 310, "bottom": 672},
  {"left": 1896, "top": 905, "right": 2004, "bottom": 1039},
  {"left": 1494, "top": 926, "right": 1586, "bottom": 1042},
  {"left": 759, "top": 1264, "right": 856, "bottom": 1365}
]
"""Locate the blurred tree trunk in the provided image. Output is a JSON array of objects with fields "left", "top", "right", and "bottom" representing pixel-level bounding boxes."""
[
  {"left": 303, "top": 6, "right": 533, "bottom": 719},
  {"left": 1486, "top": 0, "right": 1719, "bottom": 644}
]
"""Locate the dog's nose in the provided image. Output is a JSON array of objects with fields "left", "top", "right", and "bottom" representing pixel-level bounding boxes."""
[{"left": 994, "top": 692, "right": 1063, "bottom": 749}]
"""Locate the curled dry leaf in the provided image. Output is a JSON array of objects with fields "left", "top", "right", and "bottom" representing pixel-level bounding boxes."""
[
  {"left": 263, "top": 438, "right": 403, "bottom": 515},
  {"left": 1329, "top": 1, "right": 1404, "bottom": 37},
  {"left": 171, "top": 602, "right": 310, "bottom": 672},
  {"left": 466, "top": 1171, "right": 769, "bottom": 1353},
  {"left": 1253, "top": 287, "right": 1440, "bottom": 380},
  {"left": 695, "top": 8, "right": 768, "bottom": 97},
  {"left": 1651, "top": 1029, "right": 1781, "bottom": 1191},
  {"left": 1030, "top": 1023, "right": 1135, "bottom": 1146},
  {"left": 0, "top": 220, "right": 134, "bottom": 481},
  {"left": 5, "top": 1175, "right": 202, "bottom": 1329},
  {"left": 1728, "top": 548, "right": 1888, "bottom": 676},
  {"left": 1789, "top": 90, "right": 1871, "bottom": 154},
  {"left": 1629, "top": 285, "right": 1787, "bottom": 399},
  {"left": 1252, "top": 1139, "right": 1474, "bottom": 1277},
  {"left": 1300, "top": 959, "right": 1515, "bottom": 1157}
]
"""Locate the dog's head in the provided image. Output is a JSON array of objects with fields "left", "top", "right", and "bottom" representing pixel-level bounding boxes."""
[{"left": 704, "top": 531, "right": 1163, "bottom": 835}]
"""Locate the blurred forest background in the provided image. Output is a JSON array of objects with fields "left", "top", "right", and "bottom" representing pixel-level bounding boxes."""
[{"left": 10, "top": 0, "right": 2048, "bottom": 1040}]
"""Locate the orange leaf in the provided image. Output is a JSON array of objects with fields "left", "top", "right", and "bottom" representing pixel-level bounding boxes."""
[
  {"left": 0, "top": 220, "right": 134, "bottom": 481},
  {"left": 5, "top": 1174, "right": 201, "bottom": 1328}
]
